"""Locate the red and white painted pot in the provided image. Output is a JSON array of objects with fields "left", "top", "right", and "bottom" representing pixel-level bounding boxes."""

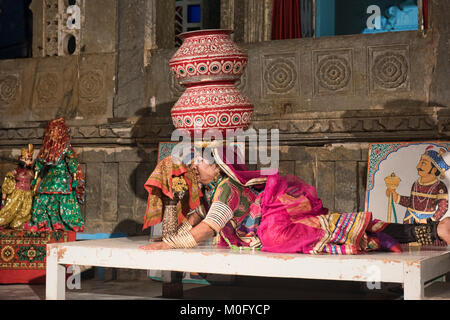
[
  {"left": 170, "top": 29, "right": 254, "bottom": 137},
  {"left": 169, "top": 29, "right": 248, "bottom": 85},
  {"left": 171, "top": 83, "right": 253, "bottom": 136}
]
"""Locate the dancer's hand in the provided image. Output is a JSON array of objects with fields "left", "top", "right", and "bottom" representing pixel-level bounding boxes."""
[
  {"left": 139, "top": 241, "right": 170, "bottom": 250},
  {"left": 437, "top": 217, "right": 450, "bottom": 244}
]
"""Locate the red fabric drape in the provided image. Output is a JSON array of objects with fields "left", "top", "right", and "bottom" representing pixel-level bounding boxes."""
[
  {"left": 272, "top": 0, "right": 302, "bottom": 40},
  {"left": 423, "top": 0, "right": 429, "bottom": 29}
]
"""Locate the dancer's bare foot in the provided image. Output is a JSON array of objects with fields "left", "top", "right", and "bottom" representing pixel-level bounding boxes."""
[{"left": 437, "top": 217, "right": 450, "bottom": 244}]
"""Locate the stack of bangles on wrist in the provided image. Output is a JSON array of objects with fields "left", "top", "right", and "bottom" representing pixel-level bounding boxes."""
[
  {"left": 162, "top": 220, "right": 198, "bottom": 248},
  {"left": 195, "top": 205, "right": 206, "bottom": 219}
]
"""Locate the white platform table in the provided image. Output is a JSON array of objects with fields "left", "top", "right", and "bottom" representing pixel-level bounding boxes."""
[{"left": 45, "top": 236, "right": 450, "bottom": 300}]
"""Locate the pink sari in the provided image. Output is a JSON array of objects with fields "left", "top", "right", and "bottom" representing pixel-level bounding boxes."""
[{"left": 213, "top": 145, "right": 401, "bottom": 254}]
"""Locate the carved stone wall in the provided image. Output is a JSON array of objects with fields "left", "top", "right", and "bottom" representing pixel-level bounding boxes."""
[
  {"left": 149, "top": 30, "right": 438, "bottom": 135},
  {"left": 0, "top": 54, "right": 115, "bottom": 123}
]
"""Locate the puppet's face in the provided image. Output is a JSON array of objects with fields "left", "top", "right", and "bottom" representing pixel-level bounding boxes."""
[
  {"left": 191, "top": 156, "right": 219, "bottom": 185},
  {"left": 417, "top": 155, "right": 437, "bottom": 178},
  {"left": 19, "top": 156, "right": 33, "bottom": 167}
]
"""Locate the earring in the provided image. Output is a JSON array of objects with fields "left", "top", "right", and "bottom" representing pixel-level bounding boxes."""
[{"left": 213, "top": 167, "right": 221, "bottom": 183}]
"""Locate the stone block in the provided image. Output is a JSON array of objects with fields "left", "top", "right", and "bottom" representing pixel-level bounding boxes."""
[
  {"left": 334, "top": 161, "right": 357, "bottom": 213},
  {"left": 114, "top": 148, "right": 141, "bottom": 162},
  {"left": 316, "top": 161, "right": 335, "bottom": 211},
  {"left": 115, "top": 0, "right": 147, "bottom": 118},
  {"left": 82, "top": 0, "right": 117, "bottom": 54},
  {"left": 278, "top": 161, "right": 295, "bottom": 175},
  {"left": 102, "top": 162, "right": 118, "bottom": 222},
  {"left": 118, "top": 162, "right": 137, "bottom": 218},
  {"left": 135, "top": 162, "right": 155, "bottom": 219},
  {"left": 79, "top": 149, "right": 109, "bottom": 163},
  {"left": 315, "top": 144, "right": 362, "bottom": 161},
  {"left": 77, "top": 54, "right": 115, "bottom": 121},
  {"left": 279, "top": 146, "right": 313, "bottom": 161},
  {"left": 358, "top": 161, "right": 368, "bottom": 212},
  {"left": 85, "top": 163, "right": 103, "bottom": 221},
  {"left": 31, "top": 56, "right": 79, "bottom": 121},
  {"left": 84, "top": 220, "right": 117, "bottom": 234},
  {"left": 0, "top": 58, "right": 35, "bottom": 122},
  {"left": 295, "top": 161, "right": 316, "bottom": 187}
]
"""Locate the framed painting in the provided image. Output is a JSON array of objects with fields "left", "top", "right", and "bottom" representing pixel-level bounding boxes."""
[{"left": 365, "top": 141, "right": 450, "bottom": 224}]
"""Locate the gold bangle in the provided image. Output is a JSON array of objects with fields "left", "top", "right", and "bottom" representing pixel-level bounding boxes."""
[
  {"left": 178, "top": 220, "right": 192, "bottom": 233},
  {"left": 163, "top": 228, "right": 197, "bottom": 248},
  {"left": 195, "top": 205, "right": 207, "bottom": 219}
]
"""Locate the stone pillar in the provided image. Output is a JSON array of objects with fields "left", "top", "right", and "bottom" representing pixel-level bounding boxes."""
[
  {"left": 243, "top": 0, "right": 272, "bottom": 43},
  {"left": 429, "top": 0, "right": 450, "bottom": 108},
  {"left": 221, "top": 0, "right": 272, "bottom": 43},
  {"left": 30, "top": 0, "right": 44, "bottom": 57},
  {"left": 116, "top": 0, "right": 175, "bottom": 118},
  {"left": 144, "top": 0, "right": 175, "bottom": 66}
]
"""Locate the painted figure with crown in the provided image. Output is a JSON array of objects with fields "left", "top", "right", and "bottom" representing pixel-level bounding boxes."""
[
  {"left": 388, "top": 146, "right": 450, "bottom": 224},
  {"left": 0, "top": 144, "right": 35, "bottom": 229}
]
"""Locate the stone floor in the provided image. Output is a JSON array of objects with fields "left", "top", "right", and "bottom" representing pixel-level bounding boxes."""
[{"left": 1, "top": 274, "right": 449, "bottom": 300}]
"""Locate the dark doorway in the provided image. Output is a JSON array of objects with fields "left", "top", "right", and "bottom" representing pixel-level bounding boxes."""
[{"left": 0, "top": 0, "right": 33, "bottom": 59}]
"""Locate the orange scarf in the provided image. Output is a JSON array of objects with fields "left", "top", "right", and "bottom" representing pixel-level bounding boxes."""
[{"left": 143, "top": 156, "right": 202, "bottom": 230}]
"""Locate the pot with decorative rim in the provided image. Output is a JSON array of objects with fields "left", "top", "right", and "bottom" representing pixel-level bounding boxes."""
[
  {"left": 169, "top": 29, "right": 248, "bottom": 85},
  {"left": 170, "top": 29, "right": 253, "bottom": 138}
]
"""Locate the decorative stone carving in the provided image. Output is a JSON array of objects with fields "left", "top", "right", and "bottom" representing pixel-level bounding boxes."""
[
  {"left": 372, "top": 52, "right": 408, "bottom": 89},
  {"left": 0, "top": 75, "right": 20, "bottom": 104},
  {"left": 44, "top": 0, "right": 59, "bottom": 56},
  {"left": 79, "top": 70, "right": 104, "bottom": 103},
  {"left": 36, "top": 72, "right": 59, "bottom": 104},
  {"left": 314, "top": 50, "right": 353, "bottom": 95},
  {"left": 262, "top": 54, "right": 298, "bottom": 97},
  {"left": 369, "top": 46, "right": 410, "bottom": 93},
  {"left": 41, "top": 0, "right": 82, "bottom": 56}
]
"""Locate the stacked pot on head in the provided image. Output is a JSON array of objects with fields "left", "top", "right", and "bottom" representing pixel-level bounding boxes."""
[{"left": 169, "top": 29, "right": 254, "bottom": 140}]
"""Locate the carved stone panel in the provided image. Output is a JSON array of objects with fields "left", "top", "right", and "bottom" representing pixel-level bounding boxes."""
[
  {"left": 78, "top": 69, "right": 105, "bottom": 112},
  {"left": 368, "top": 45, "right": 410, "bottom": 93},
  {"left": 35, "top": 72, "right": 62, "bottom": 105},
  {"left": 313, "top": 49, "right": 353, "bottom": 96},
  {"left": 0, "top": 74, "right": 21, "bottom": 106},
  {"left": 77, "top": 54, "right": 115, "bottom": 119},
  {"left": 41, "top": 0, "right": 82, "bottom": 57},
  {"left": 32, "top": 70, "right": 63, "bottom": 119},
  {"left": 43, "top": 0, "right": 59, "bottom": 56},
  {"left": 262, "top": 53, "right": 299, "bottom": 99}
]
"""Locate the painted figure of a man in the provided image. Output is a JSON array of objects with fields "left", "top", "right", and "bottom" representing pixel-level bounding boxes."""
[{"left": 387, "top": 147, "right": 449, "bottom": 224}]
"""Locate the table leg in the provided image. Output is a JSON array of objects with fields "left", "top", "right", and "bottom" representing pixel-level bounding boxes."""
[
  {"left": 46, "top": 246, "right": 66, "bottom": 300},
  {"left": 161, "top": 270, "right": 183, "bottom": 298},
  {"left": 403, "top": 263, "right": 424, "bottom": 300}
]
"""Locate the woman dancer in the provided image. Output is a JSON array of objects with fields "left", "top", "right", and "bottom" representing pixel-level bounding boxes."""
[{"left": 140, "top": 144, "right": 450, "bottom": 253}]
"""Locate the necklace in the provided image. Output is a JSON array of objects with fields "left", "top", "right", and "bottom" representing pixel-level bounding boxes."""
[
  {"left": 412, "top": 180, "right": 438, "bottom": 211},
  {"left": 205, "top": 175, "right": 224, "bottom": 203}
]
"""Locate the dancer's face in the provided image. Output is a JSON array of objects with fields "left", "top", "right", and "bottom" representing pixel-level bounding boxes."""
[{"left": 191, "top": 156, "right": 218, "bottom": 185}]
